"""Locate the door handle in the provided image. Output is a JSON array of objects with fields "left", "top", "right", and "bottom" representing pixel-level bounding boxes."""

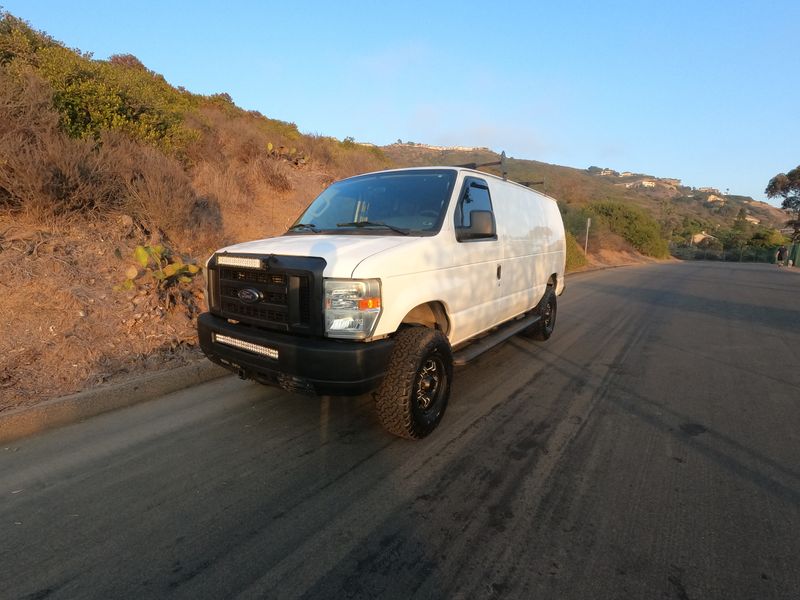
[{"left": 497, "top": 265, "right": 502, "bottom": 279}]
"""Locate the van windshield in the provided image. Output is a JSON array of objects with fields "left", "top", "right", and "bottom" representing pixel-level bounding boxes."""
[{"left": 288, "top": 169, "right": 457, "bottom": 236}]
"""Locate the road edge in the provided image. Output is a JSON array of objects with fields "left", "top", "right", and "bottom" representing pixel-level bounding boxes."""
[{"left": 0, "top": 361, "right": 230, "bottom": 444}]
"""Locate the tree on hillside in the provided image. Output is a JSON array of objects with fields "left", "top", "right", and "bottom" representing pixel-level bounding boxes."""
[
  {"left": 733, "top": 207, "right": 750, "bottom": 232},
  {"left": 109, "top": 54, "right": 146, "bottom": 69},
  {"left": 766, "top": 165, "right": 800, "bottom": 240},
  {"left": 749, "top": 228, "right": 787, "bottom": 248}
]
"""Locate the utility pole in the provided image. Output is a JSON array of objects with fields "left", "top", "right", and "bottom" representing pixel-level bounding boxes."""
[{"left": 584, "top": 217, "right": 591, "bottom": 255}]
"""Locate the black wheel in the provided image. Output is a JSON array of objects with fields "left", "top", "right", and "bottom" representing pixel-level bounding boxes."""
[
  {"left": 523, "top": 287, "right": 557, "bottom": 341},
  {"left": 373, "top": 327, "right": 453, "bottom": 439}
]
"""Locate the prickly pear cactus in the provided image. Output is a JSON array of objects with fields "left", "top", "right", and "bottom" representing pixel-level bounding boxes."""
[{"left": 116, "top": 244, "right": 202, "bottom": 292}]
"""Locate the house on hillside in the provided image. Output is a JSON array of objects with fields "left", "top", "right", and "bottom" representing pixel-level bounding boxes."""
[
  {"left": 692, "top": 231, "right": 718, "bottom": 244},
  {"left": 699, "top": 187, "right": 720, "bottom": 194},
  {"left": 388, "top": 143, "right": 484, "bottom": 152},
  {"left": 625, "top": 180, "right": 657, "bottom": 189}
]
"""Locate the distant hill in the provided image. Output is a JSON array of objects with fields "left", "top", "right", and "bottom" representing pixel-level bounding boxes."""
[{"left": 382, "top": 143, "right": 787, "bottom": 232}]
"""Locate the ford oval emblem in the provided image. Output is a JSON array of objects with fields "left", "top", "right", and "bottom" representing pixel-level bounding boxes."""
[{"left": 237, "top": 288, "right": 263, "bottom": 304}]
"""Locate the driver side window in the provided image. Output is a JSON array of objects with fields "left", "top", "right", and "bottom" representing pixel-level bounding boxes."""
[{"left": 454, "top": 177, "right": 494, "bottom": 230}]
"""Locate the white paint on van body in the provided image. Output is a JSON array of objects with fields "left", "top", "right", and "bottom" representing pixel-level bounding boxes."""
[{"left": 215, "top": 167, "right": 566, "bottom": 348}]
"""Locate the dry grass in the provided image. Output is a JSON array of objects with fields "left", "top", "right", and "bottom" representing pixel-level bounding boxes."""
[
  {"left": 0, "top": 213, "right": 206, "bottom": 412},
  {"left": 0, "top": 71, "right": 122, "bottom": 220},
  {"left": 0, "top": 68, "right": 394, "bottom": 411},
  {"left": 0, "top": 18, "right": 409, "bottom": 412},
  {"left": 302, "top": 134, "right": 387, "bottom": 177}
]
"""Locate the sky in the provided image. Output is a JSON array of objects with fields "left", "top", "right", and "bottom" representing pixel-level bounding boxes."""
[{"left": 3, "top": 1, "right": 798, "bottom": 205}]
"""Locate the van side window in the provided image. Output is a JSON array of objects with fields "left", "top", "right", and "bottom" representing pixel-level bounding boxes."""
[{"left": 454, "top": 177, "right": 495, "bottom": 241}]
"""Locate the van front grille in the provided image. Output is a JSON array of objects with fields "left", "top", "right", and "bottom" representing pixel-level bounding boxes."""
[
  {"left": 222, "top": 302, "right": 287, "bottom": 324},
  {"left": 214, "top": 266, "right": 309, "bottom": 332},
  {"left": 209, "top": 254, "right": 326, "bottom": 335},
  {"left": 219, "top": 268, "right": 286, "bottom": 286}
]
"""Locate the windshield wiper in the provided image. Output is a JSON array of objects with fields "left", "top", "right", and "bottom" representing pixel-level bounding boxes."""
[
  {"left": 287, "top": 223, "right": 320, "bottom": 233},
  {"left": 336, "top": 221, "right": 410, "bottom": 235}
]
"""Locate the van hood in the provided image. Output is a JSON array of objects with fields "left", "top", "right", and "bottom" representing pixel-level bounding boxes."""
[{"left": 216, "top": 234, "right": 415, "bottom": 277}]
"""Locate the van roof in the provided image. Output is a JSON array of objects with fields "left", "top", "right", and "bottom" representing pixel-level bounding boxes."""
[{"left": 351, "top": 166, "right": 559, "bottom": 203}]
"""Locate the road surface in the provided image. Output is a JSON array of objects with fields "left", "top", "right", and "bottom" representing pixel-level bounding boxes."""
[{"left": 2, "top": 262, "right": 799, "bottom": 599}]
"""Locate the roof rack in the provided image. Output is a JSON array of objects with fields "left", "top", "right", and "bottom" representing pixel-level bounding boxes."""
[
  {"left": 455, "top": 151, "right": 508, "bottom": 180},
  {"left": 520, "top": 180, "right": 545, "bottom": 188},
  {"left": 454, "top": 153, "right": 546, "bottom": 190}
]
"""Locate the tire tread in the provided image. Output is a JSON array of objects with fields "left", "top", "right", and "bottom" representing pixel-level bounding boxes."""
[{"left": 373, "top": 327, "right": 451, "bottom": 439}]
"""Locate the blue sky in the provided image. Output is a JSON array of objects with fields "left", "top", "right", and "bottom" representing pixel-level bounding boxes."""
[{"left": 3, "top": 1, "right": 797, "bottom": 205}]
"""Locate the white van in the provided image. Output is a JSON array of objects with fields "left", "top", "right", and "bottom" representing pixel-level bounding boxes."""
[{"left": 199, "top": 167, "right": 566, "bottom": 438}]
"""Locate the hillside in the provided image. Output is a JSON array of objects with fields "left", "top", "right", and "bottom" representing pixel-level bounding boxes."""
[{"left": 0, "top": 12, "right": 388, "bottom": 411}]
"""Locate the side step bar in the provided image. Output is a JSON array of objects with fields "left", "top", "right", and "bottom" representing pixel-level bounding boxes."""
[{"left": 452, "top": 313, "right": 541, "bottom": 366}]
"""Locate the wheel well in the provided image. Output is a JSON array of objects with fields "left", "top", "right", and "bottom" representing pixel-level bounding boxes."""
[
  {"left": 533, "top": 275, "right": 558, "bottom": 309},
  {"left": 400, "top": 302, "right": 450, "bottom": 335}
]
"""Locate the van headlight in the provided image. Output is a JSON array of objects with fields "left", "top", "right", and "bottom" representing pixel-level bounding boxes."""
[{"left": 324, "top": 279, "right": 381, "bottom": 339}]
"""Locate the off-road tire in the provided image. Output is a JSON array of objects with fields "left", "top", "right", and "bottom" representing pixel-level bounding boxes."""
[
  {"left": 523, "top": 287, "right": 557, "bottom": 341},
  {"left": 373, "top": 327, "right": 453, "bottom": 439}
]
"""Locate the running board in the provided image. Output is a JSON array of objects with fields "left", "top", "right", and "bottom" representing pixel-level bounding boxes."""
[{"left": 452, "top": 313, "right": 541, "bottom": 366}]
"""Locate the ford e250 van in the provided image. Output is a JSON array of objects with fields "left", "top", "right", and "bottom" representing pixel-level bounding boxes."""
[{"left": 198, "top": 166, "right": 566, "bottom": 438}]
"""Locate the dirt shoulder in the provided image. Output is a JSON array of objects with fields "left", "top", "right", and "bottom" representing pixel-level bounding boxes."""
[
  {"left": 572, "top": 248, "right": 672, "bottom": 273},
  {"left": 0, "top": 214, "right": 207, "bottom": 414}
]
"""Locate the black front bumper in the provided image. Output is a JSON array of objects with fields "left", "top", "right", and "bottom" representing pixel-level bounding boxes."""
[{"left": 198, "top": 312, "right": 394, "bottom": 396}]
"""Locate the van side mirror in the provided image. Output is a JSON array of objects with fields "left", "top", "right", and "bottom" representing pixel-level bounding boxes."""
[{"left": 458, "top": 210, "right": 496, "bottom": 240}]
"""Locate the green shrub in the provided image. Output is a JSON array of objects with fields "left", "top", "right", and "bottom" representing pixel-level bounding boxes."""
[
  {"left": 587, "top": 201, "right": 669, "bottom": 258},
  {"left": 34, "top": 45, "right": 198, "bottom": 151},
  {"left": 565, "top": 230, "right": 587, "bottom": 271},
  {"left": 1, "top": 14, "right": 198, "bottom": 153},
  {"left": 560, "top": 203, "right": 594, "bottom": 239},
  {"left": 0, "top": 12, "right": 55, "bottom": 64}
]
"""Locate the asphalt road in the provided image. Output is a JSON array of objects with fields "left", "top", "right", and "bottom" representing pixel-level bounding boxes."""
[{"left": 2, "top": 262, "right": 800, "bottom": 600}]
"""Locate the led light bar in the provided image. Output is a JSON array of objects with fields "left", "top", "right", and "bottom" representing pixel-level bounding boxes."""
[
  {"left": 213, "top": 333, "right": 279, "bottom": 360},
  {"left": 216, "top": 255, "right": 261, "bottom": 269}
]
